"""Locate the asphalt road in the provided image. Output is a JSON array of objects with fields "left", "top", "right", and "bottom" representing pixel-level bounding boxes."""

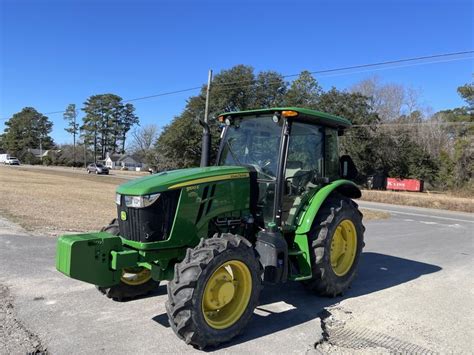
[{"left": 0, "top": 202, "right": 473, "bottom": 354}]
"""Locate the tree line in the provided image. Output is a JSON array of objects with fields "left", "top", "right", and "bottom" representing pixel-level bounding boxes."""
[
  {"left": 152, "top": 65, "right": 472, "bottom": 190},
  {"left": 0, "top": 94, "right": 139, "bottom": 166},
  {"left": 1, "top": 65, "right": 472, "bottom": 191}
]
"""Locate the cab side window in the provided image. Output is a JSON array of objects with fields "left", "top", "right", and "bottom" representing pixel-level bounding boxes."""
[
  {"left": 282, "top": 122, "right": 324, "bottom": 225},
  {"left": 325, "top": 128, "right": 340, "bottom": 180}
]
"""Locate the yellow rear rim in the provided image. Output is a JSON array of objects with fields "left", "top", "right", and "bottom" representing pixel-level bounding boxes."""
[
  {"left": 330, "top": 219, "right": 358, "bottom": 276},
  {"left": 201, "top": 260, "right": 252, "bottom": 329},
  {"left": 120, "top": 267, "right": 152, "bottom": 286}
]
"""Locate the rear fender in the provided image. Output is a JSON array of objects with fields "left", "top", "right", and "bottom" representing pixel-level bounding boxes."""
[
  {"left": 290, "top": 180, "right": 360, "bottom": 280},
  {"left": 295, "top": 179, "right": 361, "bottom": 235}
]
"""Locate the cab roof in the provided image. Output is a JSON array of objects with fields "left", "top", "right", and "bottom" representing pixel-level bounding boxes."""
[{"left": 219, "top": 107, "right": 352, "bottom": 129}]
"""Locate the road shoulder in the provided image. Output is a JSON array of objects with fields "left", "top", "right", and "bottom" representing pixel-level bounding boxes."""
[{"left": 0, "top": 216, "right": 47, "bottom": 354}]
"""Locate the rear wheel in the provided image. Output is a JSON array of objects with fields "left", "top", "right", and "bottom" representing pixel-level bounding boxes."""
[
  {"left": 166, "top": 234, "right": 262, "bottom": 349},
  {"left": 303, "top": 194, "right": 365, "bottom": 297},
  {"left": 96, "top": 219, "right": 160, "bottom": 301}
]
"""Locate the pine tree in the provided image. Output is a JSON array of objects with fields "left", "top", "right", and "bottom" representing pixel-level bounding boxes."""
[{"left": 63, "top": 104, "right": 79, "bottom": 165}]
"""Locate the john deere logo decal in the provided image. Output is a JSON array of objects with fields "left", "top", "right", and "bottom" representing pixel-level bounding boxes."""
[{"left": 120, "top": 211, "right": 127, "bottom": 221}]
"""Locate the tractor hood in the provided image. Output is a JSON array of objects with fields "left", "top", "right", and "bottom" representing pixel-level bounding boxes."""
[{"left": 116, "top": 166, "right": 250, "bottom": 196}]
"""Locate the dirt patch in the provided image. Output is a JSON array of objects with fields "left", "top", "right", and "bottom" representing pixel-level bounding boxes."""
[
  {"left": 361, "top": 189, "right": 474, "bottom": 213},
  {"left": 0, "top": 284, "right": 47, "bottom": 354}
]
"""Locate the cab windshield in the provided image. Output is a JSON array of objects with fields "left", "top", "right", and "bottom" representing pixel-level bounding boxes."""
[
  {"left": 218, "top": 115, "right": 282, "bottom": 179},
  {"left": 218, "top": 115, "right": 283, "bottom": 224}
]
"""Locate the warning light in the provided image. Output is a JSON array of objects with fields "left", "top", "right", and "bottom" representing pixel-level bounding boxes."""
[{"left": 281, "top": 110, "right": 299, "bottom": 117}]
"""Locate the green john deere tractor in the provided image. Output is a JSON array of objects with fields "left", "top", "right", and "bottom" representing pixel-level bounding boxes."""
[{"left": 56, "top": 107, "right": 365, "bottom": 348}]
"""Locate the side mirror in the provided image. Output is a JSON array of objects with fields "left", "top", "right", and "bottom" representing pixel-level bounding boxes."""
[{"left": 340, "top": 155, "right": 358, "bottom": 180}]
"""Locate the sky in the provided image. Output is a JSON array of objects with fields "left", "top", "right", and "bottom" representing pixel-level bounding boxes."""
[{"left": 0, "top": 0, "right": 473, "bottom": 144}]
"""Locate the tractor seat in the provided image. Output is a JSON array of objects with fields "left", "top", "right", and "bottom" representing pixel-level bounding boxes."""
[{"left": 285, "top": 161, "right": 303, "bottom": 179}]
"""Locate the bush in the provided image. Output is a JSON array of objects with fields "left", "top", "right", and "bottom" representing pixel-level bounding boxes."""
[
  {"left": 19, "top": 151, "right": 41, "bottom": 165},
  {"left": 42, "top": 156, "right": 53, "bottom": 166}
]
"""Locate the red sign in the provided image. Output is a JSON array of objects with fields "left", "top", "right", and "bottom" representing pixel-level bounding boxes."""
[{"left": 386, "top": 178, "right": 423, "bottom": 192}]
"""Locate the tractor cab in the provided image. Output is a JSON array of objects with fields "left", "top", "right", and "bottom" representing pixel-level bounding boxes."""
[{"left": 215, "top": 108, "right": 353, "bottom": 230}]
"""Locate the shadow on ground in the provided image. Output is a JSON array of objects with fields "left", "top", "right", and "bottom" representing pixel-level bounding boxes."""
[{"left": 152, "top": 252, "right": 441, "bottom": 350}]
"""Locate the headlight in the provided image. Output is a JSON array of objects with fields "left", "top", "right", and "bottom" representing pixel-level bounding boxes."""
[
  {"left": 115, "top": 193, "right": 121, "bottom": 205},
  {"left": 124, "top": 193, "right": 160, "bottom": 208}
]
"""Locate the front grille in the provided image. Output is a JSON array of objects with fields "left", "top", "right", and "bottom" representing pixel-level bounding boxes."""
[{"left": 118, "top": 190, "right": 181, "bottom": 243}]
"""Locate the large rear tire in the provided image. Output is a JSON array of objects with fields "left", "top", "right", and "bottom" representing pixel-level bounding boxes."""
[
  {"left": 96, "top": 219, "right": 160, "bottom": 301},
  {"left": 303, "top": 194, "right": 365, "bottom": 297},
  {"left": 166, "top": 234, "right": 262, "bottom": 349}
]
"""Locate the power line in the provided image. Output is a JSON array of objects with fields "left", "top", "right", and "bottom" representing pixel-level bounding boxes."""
[
  {"left": 351, "top": 121, "right": 474, "bottom": 128},
  {"left": 122, "top": 86, "right": 202, "bottom": 103},
  {"left": 305, "top": 56, "right": 474, "bottom": 79},
  {"left": 1, "top": 50, "right": 472, "bottom": 121},
  {"left": 202, "top": 50, "right": 474, "bottom": 88},
  {"left": 298, "top": 50, "right": 473, "bottom": 78}
]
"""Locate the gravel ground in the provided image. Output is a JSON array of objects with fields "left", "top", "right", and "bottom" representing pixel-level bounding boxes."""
[
  {"left": 0, "top": 284, "right": 47, "bottom": 355},
  {"left": 0, "top": 217, "right": 47, "bottom": 355},
  {"left": 1, "top": 206, "right": 473, "bottom": 354}
]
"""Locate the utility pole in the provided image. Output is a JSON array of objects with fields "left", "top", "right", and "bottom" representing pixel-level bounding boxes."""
[
  {"left": 83, "top": 140, "right": 87, "bottom": 168},
  {"left": 204, "top": 69, "right": 212, "bottom": 125},
  {"left": 39, "top": 135, "right": 43, "bottom": 162},
  {"left": 200, "top": 69, "right": 213, "bottom": 167},
  {"left": 73, "top": 108, "right": 77, "bottom": 166}
]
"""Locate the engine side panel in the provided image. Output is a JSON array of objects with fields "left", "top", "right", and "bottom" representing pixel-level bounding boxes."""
[{"left": 121, "top": 176, "right": 251, "bottom": 250}]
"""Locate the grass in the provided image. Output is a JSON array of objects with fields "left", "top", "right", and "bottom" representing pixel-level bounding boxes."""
[
  {"left": 361, "top": 189, "right": 474, "bottom": 213},
  {"left": 360, "top": 209, "right": 390, "bottom": 220},
  {"left": 0, "top": 166, "right": 118, "bottom": 235},
  {"left": 0, "top": 165, "right": 389, "bottom": 236}
]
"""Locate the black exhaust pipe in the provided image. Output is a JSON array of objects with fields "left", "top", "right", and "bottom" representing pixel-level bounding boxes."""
[{"left": 199, "top": 119, "right": 210, "bottom": 167}]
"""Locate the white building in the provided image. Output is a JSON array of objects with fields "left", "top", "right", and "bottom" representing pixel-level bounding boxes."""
[{"left": 104, "top": 152, "right": 144, "bottom": 170}]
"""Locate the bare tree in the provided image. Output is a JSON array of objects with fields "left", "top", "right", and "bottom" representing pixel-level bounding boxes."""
[
  {"left": 128, "top": 124, "right": 160, "bottom": 169},
  {"left": 416, "top": 113, "right": 452, "bottom": 157},
  {"left": 404, "top": 86, "right": 421, "bottom": 116},
  {"left": 351, "top": 76, "right": 423, "bottom": 122}
]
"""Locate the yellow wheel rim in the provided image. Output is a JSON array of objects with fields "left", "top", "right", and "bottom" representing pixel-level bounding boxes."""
[
  {"left": 201, "top": 260, "right": 252, "bottom": 329},
  {"left": 120, "top": 267, "right": 152, "bottom": 286},
  {"left": 330, "top": 219, "right": 358, "bottom": 276}
]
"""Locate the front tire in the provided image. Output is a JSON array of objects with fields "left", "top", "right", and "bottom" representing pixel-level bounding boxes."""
[
  {"left": 96, "top": 219, "right": 160, "bottom": 301},
  {"left": 166, "top": 234, "right": 262, "bottom": 349},
  {"left": 303, "top": 194, "right": 365, "bottom": 297}
]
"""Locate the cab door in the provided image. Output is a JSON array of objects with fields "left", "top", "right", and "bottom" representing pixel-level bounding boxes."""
[{"left": 281, "top": 122, "right": 324, "bottom": 227}]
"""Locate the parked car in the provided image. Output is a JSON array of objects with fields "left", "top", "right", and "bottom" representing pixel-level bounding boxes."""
[
  {"left": 87, "top": 163, "right": 109, "bottom": 175},
  {"left": 5, "top": 157, "right": 20, "bottom": 165}
]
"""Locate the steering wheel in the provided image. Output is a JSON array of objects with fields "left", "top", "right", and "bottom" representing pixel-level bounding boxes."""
[
  {"left": 287, "top": 170, "right": 316, "bottom": 195},
  {"left": 249, "top": 160, "right": 276, "bottom": 181}
]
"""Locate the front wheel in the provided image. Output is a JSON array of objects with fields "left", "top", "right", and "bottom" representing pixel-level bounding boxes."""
[
  {"left": 166, "top": 234, "right": 262, "bottom": 349},
  {"left": 96, "top": 220, "right": 160, "bottom": 301},
  {"left": 303, "top": 194, "right": 365, "bottom": 297}
]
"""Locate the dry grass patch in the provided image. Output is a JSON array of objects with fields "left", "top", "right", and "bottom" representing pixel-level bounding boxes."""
[
  {"left": 360, "top": 208, "right": 390, "bottom": 221},
  {"left": 0, "top": 166, "right": 121, "bottom": 235},
  {"left": 0, "top": 166, "right": 392, "bottom": 236},
  {"left": 361, "top": 189, "right": 474, "bottom": 213}
]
